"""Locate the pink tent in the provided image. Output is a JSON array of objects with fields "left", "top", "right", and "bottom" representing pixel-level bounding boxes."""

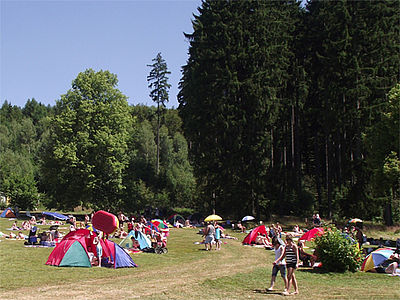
[
  {"left": 242, "top": 225, "right": 269, "bottom": 245},
  {"left": 299, "top": 227, "right": 324, "bottom": 241}
]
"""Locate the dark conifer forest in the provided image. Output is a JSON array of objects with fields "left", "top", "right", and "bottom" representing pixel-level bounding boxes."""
[{"left": 1, "top": 1, "right": 399, "bottom": 224}]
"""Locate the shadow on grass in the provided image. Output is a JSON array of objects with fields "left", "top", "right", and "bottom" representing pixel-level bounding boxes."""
[
  {"left": 297, "top": 267, "right": 329, "bottom": 274},
  {"left": 253, "top": 289, "right": 283, "bottom": 296}
]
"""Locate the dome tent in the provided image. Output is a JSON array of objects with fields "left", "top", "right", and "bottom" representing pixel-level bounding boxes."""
[
  {"left": 46, "top": 229, "right": 137, "bottom": 268},
  {"left": 242, "top": 225, "right": 269, "bottom": 245},
  {"left": 120, "top": 230, "right": 152, "bottom": 250}
]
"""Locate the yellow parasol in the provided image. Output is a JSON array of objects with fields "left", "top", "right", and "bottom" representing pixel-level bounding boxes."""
[{"left": 204, "top": 214, "right": 222, "bottom": 222}]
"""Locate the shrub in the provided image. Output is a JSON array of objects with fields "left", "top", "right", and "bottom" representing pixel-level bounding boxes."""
[{"left": 314, "top": 225, "right": 362, "bottom": 272}]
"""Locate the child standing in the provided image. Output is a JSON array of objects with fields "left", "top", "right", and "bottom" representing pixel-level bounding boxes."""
[
  {"left": 274, "top": 234, "right": 299, "bottom": 295},
  {"left": 93, "top": 236, "right": 103, "bottom": 267},
  {"left": 268, "top": 237, "right": 288, "bottom": 293},
  {"left": 214, "top": 222, "right": 222, "bottom": 250}
]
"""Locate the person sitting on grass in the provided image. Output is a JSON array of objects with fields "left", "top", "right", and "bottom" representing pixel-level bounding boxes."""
[
  {"left": 293, "top": 225, "right": 303, "bottom": 235},
  {"left": 185, "top": 219, "right": 194, "bottom": 228},
  {"left": 297, "top": 240, "right": 316, "bottom": 267},
  {"left": 237, "top": 221, "right": 246, "bottom": 233},
  {"left": 130, "top": 236, "right": 140, "bottom": 250},
  {"left": 255, "top": 232, "right": 272, "bottom": 248},
  {"left": 11, "top": 221, "right": 21, "bottom": 231},
  {"left": 385, "top": 253, "right": 400, "bottom": 276},
  {"left": 116, "top": 227, "right": 128, "bottom": 238},
  {"left": 22, "top": 221, "right": 31, "bottom": 230},
  {"left": 175, "top": 219, "right": 184, "bottom": 228}
]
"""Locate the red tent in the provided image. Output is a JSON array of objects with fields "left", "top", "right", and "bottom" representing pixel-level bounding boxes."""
[
  {"left": 299, "top": 227, "right": 324, "bottom": 241},
  {"left": 46, "top": 229, "right": 136, "bottom": 268},
  {"left": 242, "top": 225, "right": 269, "bottom": 245}
]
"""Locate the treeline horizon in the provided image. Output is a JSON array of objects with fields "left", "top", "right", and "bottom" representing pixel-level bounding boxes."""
[{"left": 1, "top": 0, "right": 399, "bottom": 225}]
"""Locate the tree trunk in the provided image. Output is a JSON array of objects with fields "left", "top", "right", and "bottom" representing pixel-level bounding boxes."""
[
  {"left": 314, "top": 136, "right": 322, "bottom": 212},
  {"left": 156, "top": 102, "right": 160, "bottom": 175},
  {"left": 325, "top": 137, "right": 332, "bottom": 219},
  {"left": 384, "top": 188, "right": 394, "bottom": 226}
]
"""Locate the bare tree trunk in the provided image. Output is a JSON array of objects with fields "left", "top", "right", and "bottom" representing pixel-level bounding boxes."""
[
  {"left": 271, "top": 129, "right": 274, "bottom": 168},
  {"left": 325, "top": 136, "right": 332, "bottom": 219},
  {"left": 314, "top": 136, "right": 322, "bottom": 212},
  {"left": 291, "top": 105, "right": 295, "bottom": 169},
  {"left": 156, "top": 101, "right": 160, "bottom": 175}
]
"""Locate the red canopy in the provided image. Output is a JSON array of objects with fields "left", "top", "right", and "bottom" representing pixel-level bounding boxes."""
[
  {"left": 299, "top": 227, "right": 324, "bottom": 241},
  {"left": 242, "top": 225, "right": 268, "bottom": 245}
]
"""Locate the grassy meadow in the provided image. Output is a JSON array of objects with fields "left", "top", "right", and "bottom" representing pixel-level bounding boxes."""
[{"left": 0, "top": 217, "right": 399, "bottom": 300}]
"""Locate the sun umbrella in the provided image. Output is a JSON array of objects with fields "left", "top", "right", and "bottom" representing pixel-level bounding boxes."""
[
  {"left": 85, "top": 224, "right": 99, "bottom": 233},
  {"left": 361, "top": 248, "right": 394, "bottom": 272},
  {"left": 299, "top": 227, "right": 324, "bottom": 241},
  {"left": 151, "top": 219, "right": 169, "bottom": 229},
  {"left": 204, "top": 214, "right": 222, "bottom": 222},
  {"left": 242, "top": 216, "right": 255, "bottom": 222},
  {"left": 349, "top": 218, "right": 363, "bottom": 223}
]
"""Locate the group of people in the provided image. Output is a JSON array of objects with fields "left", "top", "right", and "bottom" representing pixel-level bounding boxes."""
[
  {"left": 203, "top": 221, "right": 224, "bottom": 251},
  {"left": 268, "top": 234, "right": 299, "bottom": 296},
  {"left": 116, "top": 212, "right": 169, "bottom": 251},
  {"left": 266, "top": 233, "right": 319, "bottom": 295}
]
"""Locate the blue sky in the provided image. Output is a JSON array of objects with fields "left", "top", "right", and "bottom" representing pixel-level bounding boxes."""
[{"left": 1, "top": 0, "right": 202, "bottom": 109}]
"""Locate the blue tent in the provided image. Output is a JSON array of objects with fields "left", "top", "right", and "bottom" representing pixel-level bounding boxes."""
[
  {"left": 119, "top": 230, "right": 152, "bottom": 250},
  {"left": 114, "top": 243, "right": 137, "bottom": 268},
  {"left": 42, "top": 211, "right": 69, "bottom": 220},
  {"left": 0, "top": 208, "right": 15, "bottom": 218}
]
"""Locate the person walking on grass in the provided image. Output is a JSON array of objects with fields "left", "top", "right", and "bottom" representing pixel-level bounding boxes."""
[
  {"left": 274, "top": 234, "right": 299, "bottom": 296},
  {"left": 267, "top": 237, "right": 288, "bottom": 293}
]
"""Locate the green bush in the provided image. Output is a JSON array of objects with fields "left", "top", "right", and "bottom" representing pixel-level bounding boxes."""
[{"left": 314, "top": 225, "right": 362, "bottom": 272}]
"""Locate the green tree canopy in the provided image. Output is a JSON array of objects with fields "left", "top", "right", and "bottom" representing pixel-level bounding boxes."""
[{"left": 41, "top": 69, "right": 133, "bottom": 211}]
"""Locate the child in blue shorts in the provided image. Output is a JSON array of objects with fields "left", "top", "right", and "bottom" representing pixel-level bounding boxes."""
[{"left": 267, "top": 237, "right": 288, "bottom": 293}]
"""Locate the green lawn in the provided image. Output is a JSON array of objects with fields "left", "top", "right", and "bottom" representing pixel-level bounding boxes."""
[{"left": 0, "top": 218, "right": 399, "bottom": 299}]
